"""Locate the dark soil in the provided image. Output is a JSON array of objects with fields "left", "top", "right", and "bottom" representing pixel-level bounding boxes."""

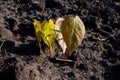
[{"left": 0, "top": 0, "right": 120, "bottom": 80}]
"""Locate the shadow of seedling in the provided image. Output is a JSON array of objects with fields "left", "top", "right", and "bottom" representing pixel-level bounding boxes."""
[
  {"left": 2, "top": 40, "right": 41, "bottom": 55},
  {"left": 9, "top": 42, "right": 40, "bottom": 55},
  {"left": 18, "top": 22, "right": 35, "bottom": 37},
  {"left": 1, "top": 40, "right": 14, "bottom": 54}
]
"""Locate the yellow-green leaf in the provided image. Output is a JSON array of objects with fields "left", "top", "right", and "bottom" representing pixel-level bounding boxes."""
[
  {"left": 96, "top": 0, "right": 100, "bottom": 2},
  {"left": 33, "top": 21, "right": 42, "bottom": 50},
  {"left": 41, "top": 19, "right": 55, "bottom": 54},
  {"left": 114, "top": 2, "right": 120, "bottom": 6},
  {"left": 55, "top": 18, "right": 67, "bottom": 54},
  {"left": 61, "top": 15, "right": 85, "bottom": 56}
]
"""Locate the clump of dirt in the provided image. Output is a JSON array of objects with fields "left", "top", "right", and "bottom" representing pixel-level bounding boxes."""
[{"left": 0, "top": 0, "right": 120, "bottom": 80}]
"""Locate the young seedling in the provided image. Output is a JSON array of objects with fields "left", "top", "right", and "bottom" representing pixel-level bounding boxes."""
[
  {"left": 33, "top": 14, "right": 85, "bottom": 60},
  {"left": 102, "top": 47, "right": 108, "bottom": 53},
  {"left": 33, "top": 19, "right": 55, "bottom": 57},
  {"left": 0, "top": 40, "right": 5, "bottom": 53}
]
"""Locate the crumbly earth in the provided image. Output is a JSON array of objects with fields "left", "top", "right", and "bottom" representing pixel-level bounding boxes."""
[{"left": 0, "top": 0, "right": 120, "bottom": 80}]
